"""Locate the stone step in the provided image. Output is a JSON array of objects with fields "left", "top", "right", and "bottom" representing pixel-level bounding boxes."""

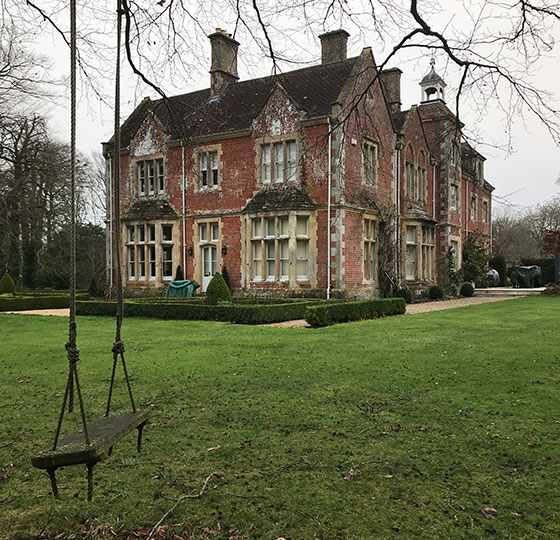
[{"left": 474, "top": 287, "right": 545, "bottom": 297}]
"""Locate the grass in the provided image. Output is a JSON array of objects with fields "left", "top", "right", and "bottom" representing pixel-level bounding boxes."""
[{"left": 1, "top": 296, "right": 559, "bottom": 539}]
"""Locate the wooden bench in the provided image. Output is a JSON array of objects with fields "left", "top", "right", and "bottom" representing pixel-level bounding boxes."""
[{"left": 32, "top": 409, "right": 150, "bottom": 499}]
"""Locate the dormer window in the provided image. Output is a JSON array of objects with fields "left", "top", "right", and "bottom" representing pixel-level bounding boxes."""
[{"left": 137, "top": 158, "right": 164, "bottom": 196}]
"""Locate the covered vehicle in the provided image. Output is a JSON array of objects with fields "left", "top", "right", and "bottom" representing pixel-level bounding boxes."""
[
  {"left": 165, "top": 280, "right": 200, "bottom": 298},
  {"left": 507, "top": 266, "right": 541, "bottom": 288}
]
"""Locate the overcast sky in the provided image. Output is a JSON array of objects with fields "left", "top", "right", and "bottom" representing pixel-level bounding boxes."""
[{"left": 29, "top": 1, "right": 559, "bottom": 214}]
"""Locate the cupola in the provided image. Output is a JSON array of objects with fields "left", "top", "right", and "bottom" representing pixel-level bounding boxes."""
[{"left": 419, "top": 58, "right": 446, "bottom": 102}]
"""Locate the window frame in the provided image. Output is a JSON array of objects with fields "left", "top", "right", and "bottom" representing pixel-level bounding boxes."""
[
  {"left": 249, "top": 213, "right": 310, "bottom": 283},
  {"left": 363, "top": 217, "right": 377, "bottom": 282},
  {"left": 450, "top": 184, "right": 459, "bottom": 211},
  {"left": 136, "top": 157, "right": 165, "bottom": 196},
  {"left": 196, "top": 146, "right": 221, "bottom": 190},
  {"left": 362, "top": 139, "right": 379, "bottom": 187},
  {"left": 258, "top": 138, "right": 298, "bottom": 185}
]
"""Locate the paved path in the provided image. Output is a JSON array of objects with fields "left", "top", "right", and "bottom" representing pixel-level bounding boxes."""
[
  {"left": 3, "top": 308, "right": 70, "bottom": 316},
  {"left": 263, "top": 295, "right": 518, "bottom": 327}
]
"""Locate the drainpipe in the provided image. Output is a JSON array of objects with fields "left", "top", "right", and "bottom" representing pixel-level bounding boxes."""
[
  {"left": 465, "top": 179, "right": 469, "bottom": 237},
  {"left": 327, "top": 117, "right": 333, "bottom": 300},
  {"left": 181, "top": 140, "right": 187, "bottom": 277},
  {"left": 431, "top": 161, "right": 436, "bottom": 218},
  {"left": 395, "top": 138, "right": 403, "bottom": 285}
]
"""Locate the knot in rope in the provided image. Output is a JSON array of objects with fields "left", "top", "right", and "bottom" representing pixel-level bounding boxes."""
[
  {"left": 112, "top": 340, "right": 126, "bottom": 355},
  {"left": 65, "top": 343, "right": 80, "bottom": 365}
]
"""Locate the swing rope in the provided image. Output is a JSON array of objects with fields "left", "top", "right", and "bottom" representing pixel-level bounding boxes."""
[
  {"left": 52, "top": 0, "right": 90, "bottom": 451},
  {"left": 107, "top": 0, "right": 136, "bottom": 417}
]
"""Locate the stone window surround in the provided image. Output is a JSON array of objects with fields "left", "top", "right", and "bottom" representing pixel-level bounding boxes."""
[
  {"left": 470, "top": 194, "right": 477, "bottom": 221},
  {"left": 363, "top": 215, "right": 378, "bottom": 283},
  {"left": 135, "top": 155, "right": 165, "bottom": 197},
  {"left": 193, "top": 217, "right": 222, "bottom": 286},
  {"left": 246, "top": 211, "right": 313, "bottom": 285},
  {"left": 482, "top": 199, "right": 489, "bottom": 224},
  {"left": 417, "top": 154, "right": 427, "bottom": 203},
  {"left": 450, "top": 183, "right": 460, "bottom": 211},
  {"left": 403, "top": 220, "right": 435, "bottom": 282},
  {"left": 362, "top": 137, "right": 379, "bottom": 187},
  {"left": 124, "top": 221, "right": 176, "bottom": 283},
  {"left": 255, "top": 134, "right": 299, "bottom": 186},
  {"left": 449, "top": 235, "right": 462, "bottom": 269},
  {"left": 194, "top": 144, "right": 223, "bottom": 191}
]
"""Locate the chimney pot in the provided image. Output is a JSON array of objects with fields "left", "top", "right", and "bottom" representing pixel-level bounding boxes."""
[{"left": 318, "top": 29, "right": 349, "bottom": 64}]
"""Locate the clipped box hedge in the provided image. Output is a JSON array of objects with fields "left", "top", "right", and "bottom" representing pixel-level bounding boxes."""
[
  {"left": 0, "top": 293, "right": 88, "bottom": 312},
  {"left": 305, "top": 297, "right": 406, "bottom": 327},
  {"left": 77, "top": 299, "right": 324, "bottom": 324}
]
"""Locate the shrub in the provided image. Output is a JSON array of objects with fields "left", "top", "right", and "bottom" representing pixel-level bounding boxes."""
[
  {"left": 460, "top": 282, "right": 474, "bottom": 297},
  {"left": 205, "top": 272, "right": 231, "bottom": 304},
  {"left": 305, "top": 298, "right": 406, "bottom": 328},
  {"left": 394, "top": 287, "right": 412, "bottom": 304},
  {"left": 221, "top": 266, "right": 231, "bottom": 292},
  {"left": 542, "top": 283, "right": 560, "bottom": 295},
  {"left": 462, "top": 231, "right": 490, "bottom": 287},
  {"left": 0, "top": 273, "right": 16, "bottom": 294},
  {"left": 174, "top": 265, "right": 184, "bottom": 281},
  {"left": 489, "top": 255, "right": 507, "bottom": 286},
  {"left": 428, "top": 285, "right": 444, "bottom": 300},
  {"left": 88, "top": 277, "right": 101, "bottom": 298},
  {"left": 77, "top": 298, "right": 324, "bottom": 324}
]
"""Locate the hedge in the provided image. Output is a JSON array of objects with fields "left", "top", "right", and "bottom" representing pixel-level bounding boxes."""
[
  {"left": 76, "top": 299, "right": 325, "bottom": 324},
  {"left": 0, "top": 293, "right": 88, "bottom": 312},
  {"left": 305, "top": 297, "right": 406, "bottom": 327}
]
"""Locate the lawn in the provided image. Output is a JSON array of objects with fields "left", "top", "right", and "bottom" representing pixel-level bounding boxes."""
[{"left": 1, "top": 296, "right": 559, "bottom": 539}]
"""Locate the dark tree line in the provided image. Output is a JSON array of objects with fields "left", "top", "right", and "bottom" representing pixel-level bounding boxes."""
[{"left": 0, "top": 111, "right": 105, "bottom": 289}]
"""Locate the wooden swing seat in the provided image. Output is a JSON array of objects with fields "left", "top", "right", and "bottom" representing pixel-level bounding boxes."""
[{"left": 32, "top": 410, "right": 150, "bottom": 470}]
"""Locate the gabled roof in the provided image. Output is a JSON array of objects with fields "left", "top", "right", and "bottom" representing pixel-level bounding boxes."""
[{"left": 108, "top": 57, "right": 359, "bottom": 151}]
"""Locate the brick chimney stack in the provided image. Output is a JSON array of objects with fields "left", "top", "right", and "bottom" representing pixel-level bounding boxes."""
[
  {"left": 318, "top": 29, "right": 349, "bottom": 64},
  {"left": 209, "top": 28, "right": 239, "bottom": 95},
  {"left": 380, "top": 68, "right": 402, "bottom": 113}
]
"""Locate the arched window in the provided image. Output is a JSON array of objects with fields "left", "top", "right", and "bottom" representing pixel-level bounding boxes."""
[{"left": 417, "top": 151, "right": 427, "bottom": 202}]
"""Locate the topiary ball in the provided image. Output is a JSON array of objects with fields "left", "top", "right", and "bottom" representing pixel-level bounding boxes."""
[
  {"left": 460, "top": 282, "right": 474, "bottom": 297},
  {"left": 0, "top": 273, "right": 16, "bottom": 294},
  {"left": 205, "top": 272, "right": 231, "bottom": 304},
  {"left": 428, "top": 285, "right": 444, "bottom": 300},
  {"left": 394, "top": 287, "right": 412, "bottom": 304}
]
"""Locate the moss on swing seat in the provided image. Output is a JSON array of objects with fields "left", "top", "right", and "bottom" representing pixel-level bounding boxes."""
[{"left": 31, "top": 409, "right": 150, "bottom": 469}]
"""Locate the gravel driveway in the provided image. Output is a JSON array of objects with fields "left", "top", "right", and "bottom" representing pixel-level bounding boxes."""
[{"left": 262, "top": 295, "right": 518, "bottom": 327}]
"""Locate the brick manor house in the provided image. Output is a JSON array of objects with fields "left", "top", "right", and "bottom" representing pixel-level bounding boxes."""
[{"left": 104, "top": 29, "right": 493, "bottom": 297}]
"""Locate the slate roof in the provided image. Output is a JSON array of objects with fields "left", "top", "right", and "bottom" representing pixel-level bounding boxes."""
[
  {"left": 391, "top": 110, "right": 409, "bottom": 134},
  {"left": 122, "top": 198, "right": 179, "bottom": 221},
  {"left": 420, "top": 64, "right": 445, "bottom": 85},
  {"left": 110, "top": 57, "right": 359, "bottom": 152},
  {"left": 243, "top": 185, "right": 316, "bottom": 213}
]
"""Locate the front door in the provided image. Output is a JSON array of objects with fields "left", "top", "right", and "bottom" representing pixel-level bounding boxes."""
[{"left": 201, "top": 245, "right": 217, "bottom": 292}]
